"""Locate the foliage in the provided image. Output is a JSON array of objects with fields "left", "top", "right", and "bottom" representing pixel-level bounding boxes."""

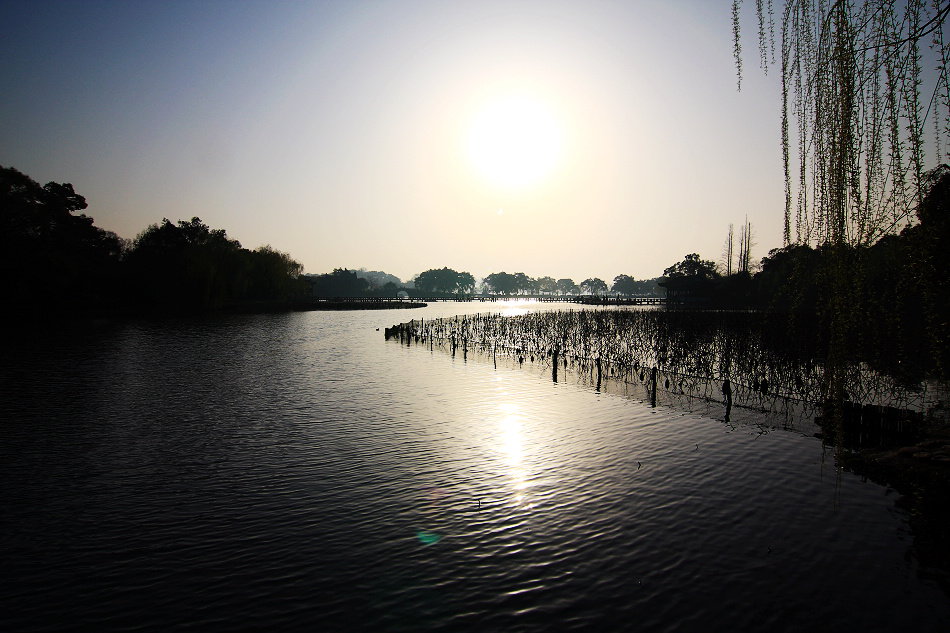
[
  {"left": 712, "top": 167, "right": 948, "bottom": 379},
  {"left": 477, "top": 274, "right": 659, "bottom": 297},
  {"left": 557, "top": 278, "right": 580, "bottom": 295},
  {"left": 483, "top": 271, "right": 522, "bottom": 295},
  {"left": 756, "top": 243, "right": 821, "bottom": 312},
  {"left": 610, "top": 274, "right": 665, "bottom": 297},
  {"left": 736, "top": 0, "right": 950, "bottom": 247},
  {"left": 125, "top": 217, "right": 305, "bottom": 310},
  {"left": 580, "top": 277, "right": 608, "bottom": 295},
  {"left": 1, "top": 165, "right": 306, "bottom": 314},
  {"left": 536, "top": 276, "right": 558, "bottom": 295},
  {"left": 482, "top": 271, "right": 549, "bottom": 295},
  {"left": 611, "top": 274, "right": 636, "bottom": 296},
  {"left": 458, "top": 271, "right": 476, "bottom": 294},
  {"left": 662, "top": 253, "right": 721, "bottom": 280},
  {"left": 876, "top": 164, "right": 950, "bottom": 378},
  {"left": 513, "top": 272, "right": 534, "bottom": 294},
  {"left": 0, "top": 165, "right": 123, "bottom": 311},
  {"left": 356, "top": 269, "right": 404, "bottom": 290},
  {"left": 735, "top": 1, "right": 950, "bottom": 415},
  {"left": 248, "top": 245, "right": 304, "bottom": 302},
  {"left": 412, "top": 267, "right": 475, "bottom": 294},
  {"left": 307, "top": 268, "right": 368, "bottom": 298}
]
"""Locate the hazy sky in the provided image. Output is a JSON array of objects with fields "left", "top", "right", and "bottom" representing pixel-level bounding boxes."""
[{"left": 1, "top": 0, "right": 786, "bottom": 282}]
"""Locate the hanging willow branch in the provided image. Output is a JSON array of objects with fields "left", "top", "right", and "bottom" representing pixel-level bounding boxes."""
[{"left": 736, "top": 0, "right": 950, "bottom": 248}]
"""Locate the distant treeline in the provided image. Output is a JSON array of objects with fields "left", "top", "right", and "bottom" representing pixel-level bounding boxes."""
[
  {"left": 477, "top": 272, "right": 661, "bottom": 297},
  {"left": 381, "top": 269, "right": 663, "bottom": 297},
  {"left": 1, "top": 166, "right": 305, "bottom": 315},
  {"left": 307, "top": 268, "right": 663, "bottom": 299},
  {"left": 1, "top": 165, "right": 664, "bottom": 316}
]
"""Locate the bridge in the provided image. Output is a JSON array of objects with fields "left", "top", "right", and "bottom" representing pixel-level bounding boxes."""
[
  {"left": 460, "top": 295, "right": 667, "bottom": 306},
  {"left": 302, "top": 295, "right": 666, "bottom": 306}
]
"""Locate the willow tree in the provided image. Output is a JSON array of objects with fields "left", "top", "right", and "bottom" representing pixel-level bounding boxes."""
[
  {"left": 735, "top": 1, "right": 950, "bottom": 416},
  {"left": 735, "top": 0, "right": 950, "bottom": 247}
]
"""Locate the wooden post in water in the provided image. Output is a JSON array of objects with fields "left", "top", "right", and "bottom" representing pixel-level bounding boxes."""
[
  {"left": 723, "top": 378, "right": 733, "bottom": 422},
  {"left": 651, "top": 366, "right": 658, "bottom": 407}
]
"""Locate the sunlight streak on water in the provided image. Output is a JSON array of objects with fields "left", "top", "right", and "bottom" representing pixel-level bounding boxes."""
[
  {"left": 489, "top": 298, "right": 543, "bottom": 317},
  {"left": 497, "top": 404, "right": 535, "bottom": 510}
]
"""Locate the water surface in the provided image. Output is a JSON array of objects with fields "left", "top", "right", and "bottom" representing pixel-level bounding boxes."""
[{"left": 2, "top": 302, "right": 948, "bottom": 631}]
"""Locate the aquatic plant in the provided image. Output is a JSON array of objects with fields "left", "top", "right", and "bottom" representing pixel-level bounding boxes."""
[{"left": 386, "top": 308, "right": 943, "bottom": 443}]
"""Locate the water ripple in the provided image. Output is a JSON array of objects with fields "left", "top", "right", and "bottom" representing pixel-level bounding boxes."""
[{"left": 1, "top": 307, "right": 948, "bottom": 631}]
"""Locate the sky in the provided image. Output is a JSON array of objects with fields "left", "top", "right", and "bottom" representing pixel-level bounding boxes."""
[{"left": 0, "top": 0, "right": 787, "bottom": 283}]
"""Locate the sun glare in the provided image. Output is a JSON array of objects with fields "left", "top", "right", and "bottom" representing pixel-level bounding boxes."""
[{"left": 469, "top": 97, "right": 562, "bottom": 187}]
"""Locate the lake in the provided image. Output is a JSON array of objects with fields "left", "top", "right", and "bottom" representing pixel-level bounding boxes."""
[{"left": 2, "top": 301, "right": 948, "bottom": 631}]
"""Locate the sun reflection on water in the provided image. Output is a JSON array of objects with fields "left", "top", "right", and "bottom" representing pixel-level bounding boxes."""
[
  {"left": 498, "top": 403, "right": 535, "bottom": 510},
  {"left": 497, "top": 298, "right": 539, "bottom": 317}
]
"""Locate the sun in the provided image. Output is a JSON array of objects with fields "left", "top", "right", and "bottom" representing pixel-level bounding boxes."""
[{"left": 468, "top": 97, "right": 562, "bottom": 188}]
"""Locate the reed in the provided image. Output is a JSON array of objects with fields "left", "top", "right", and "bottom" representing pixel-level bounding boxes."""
[{"left": 386, "top": 309, "right": 945, "bottom": 445}]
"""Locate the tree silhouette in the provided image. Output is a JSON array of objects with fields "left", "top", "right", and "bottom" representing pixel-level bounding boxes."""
[
  {"left": 611, "top": 274, "right": 638, "bottom": 296},
  {"left": 513, "top": 272, "right": 533, "bottom": 294},
  {"left": 1, "top": 166, "right": 123, "bottom": 313},
  {"left": 247, "top": 245, "right": 303, "bottom": 302},
  {"left": 556, "top": 278, "right": 579, "bottom": 295},
  {"left": 413, "top": 267, "right": 475, "bottom": 294},
  {"left": 903, "top": 165, "right": 950, "bottom": 377},
  {"left": 125, "top": 217, "right": 305, "bottom": 310},
  {"left": 662, "top": 253, "right": 720, "bottom": 280},
  {"left": 3, "top": 166, "right": 308, "bottom": 315},
  {"left": 580, "top": 277, "right": 608, "bottom": 295},
  {"left": 536, "top": 276, "right": 557, "bottom": 295},
  {"left": 457, "top": 271, "right": 476, "bottom": 294},
  {"left": 484, "top": 271, "right": 520, "bottom": 295},
  {"left": 308, "top": 268, "right": 368, "bottom": 298},
  {"left": 124, "top": 217, "right": 245, "bottom": 310}
]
